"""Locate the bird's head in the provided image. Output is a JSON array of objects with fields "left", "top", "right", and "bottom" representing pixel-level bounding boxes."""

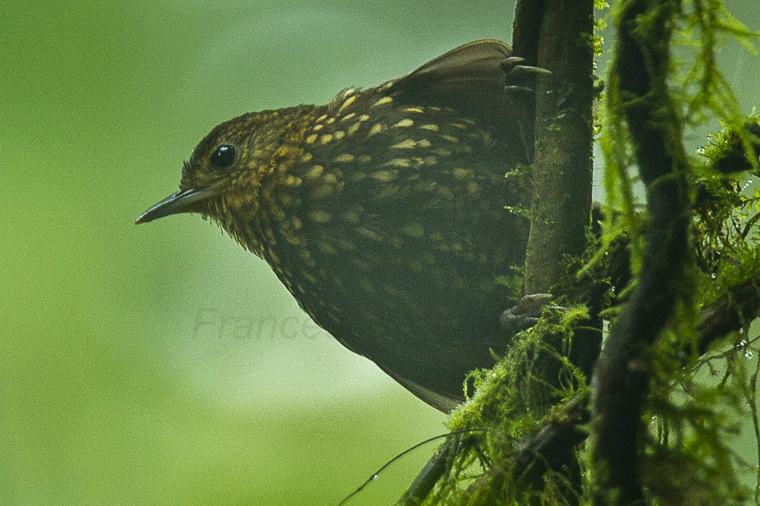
[{"left": 136, "top": 108, "right": 309, "bottom": 227}]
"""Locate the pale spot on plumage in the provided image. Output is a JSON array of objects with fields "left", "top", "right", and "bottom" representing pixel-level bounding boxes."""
[
  {"left": 347, "top": 122, "right": 361, "bottom": 136},
  {"left": 418, "top": 139, "right": 431, "bottom": 148},
  {"left": 405, "top": 107, "right": 424, "bottom": 113},
  {"left": 392, "top": 139, "right": 417, "bottom": 149},
  {"left": 385, "top": 158, "right": 412, "bottom": 168},
  {"left": 305, "top": 133, "right": 318, "bottom": 144},
  {"left": 413, "top": 180, "right": 434, "bottom": 194},
  {"left": 357, "top": 227, "right": 383, "bottom": 242},
  {"left": 308, "top": 210, "right": 331, "bottom": 223},
  {"left": 292, "top": 217, "right": 302, "bottom": 230},
  {"left": 375, "top": 185, "right": 399, "bottom": 199},
  {"left": 467, "top": 182, "right": 480, "bottom": 196},
  {"left": 334, "top": 130, "right": 345, "bottom": 140},
  {"left": 311, "top": 185, "right": 334, "bottom": 198},
  {"left": 372, "top": 170, "right": 396, "bottom": 182},
  {"left": 438, "top": 187, "right": 454, "bottom": 198},
  {"left": 340, "top": 112, "right": 356, "bottom": 122},
  {"left": 317, "top": 242, "right": 338, "bottom": 255},
  {"left": 339, "top": 94, "right": 357, "bottom": 112},
  {"left": 357, "top": 154, "right": 371, "bottom": 163},
  {"left": 393, "top": 118, "right": 414, "bottom": 128},
  {"left": 320, "top": 134, "right": 334, "bottom": 144},
  {"left": 326, "top": 117, "right": 336, "bottom": 124},
  {"left": 304, "top": 307, "right": 318, "bottom": 321},
  {"left": 316, "top": 114, "right": 328, "bottom": 123},
  {"left": 301, "top": 270, "right": 318, "bottom": 284},
  {"left": 450, "top": 123, "right": 467, "bottom": 129},
  {"left": 452, "top": 168, "right": 471, "bottom": 179},
  {"left": 300, "top": 152, "right": 313, "bottom": 162},
  {"left": 430, "top": 231, "right": 444, "bottom": 241},
  {"left": 305, "top": 165, "right": 324, "bottom": 179},
  {"left": 333, "top": 153, "right": 355, "bottom": 163},
  {"left": 313, "top": 124, "right": 324, "bottom": 131},
  {"left": 441, "top": 134, "right": 459, "bottom": 143},
  {"left": 323, "top": 173, "right": 338, "bottom": 184},
  {"left": 284, "top": 175, "right": 302, "bottom": 187},
  {"left": 420, "top": 124, "right": 439, "bottom": 131},
  {"left": 344, "top": 211, "right": 360, "bottom": 223},
  {"left": 403, "top": 223, "right": 425, "bottom": 238},
  {"left": 368, "top": 123, "right": 384, "bottom": 137},
  {"left": 359, "top": 114, "right": 370, "bottom": 122},
  {"left": 337, "top": 238, "right": 357, "bottom": 251},
  {"left": 371, "top": 96, "right": 393, "bottom": 107},
  {"left": 424, "top": 156, "right": 437, "bottom": 165}
]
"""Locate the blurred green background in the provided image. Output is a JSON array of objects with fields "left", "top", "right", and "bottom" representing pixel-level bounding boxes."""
[{"left": 2, "top": 1, "right": 759, "bottom": 505}]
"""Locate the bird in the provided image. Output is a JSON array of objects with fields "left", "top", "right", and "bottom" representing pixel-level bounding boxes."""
[{"left": 137, "top": 39, "right": 536, "bottom": 412}]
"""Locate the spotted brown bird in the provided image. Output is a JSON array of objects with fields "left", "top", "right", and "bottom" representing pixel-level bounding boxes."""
[{"left": 137, "top": 40, "right": 534, "bottom": 412}]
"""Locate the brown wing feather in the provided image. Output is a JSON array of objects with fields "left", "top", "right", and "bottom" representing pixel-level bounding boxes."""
[
  {"left": 387, "top": 40, "right": 522, "bottom": 152},
  {"left": 407, "top": 39, "right": 512, "bottom": 83}
]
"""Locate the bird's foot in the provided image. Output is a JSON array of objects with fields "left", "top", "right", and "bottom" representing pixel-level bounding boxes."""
[
  {"left": 500, "top": 56, "right": 552, "bottom": 92},
  {"left": 500, "top": 293, "right": 559, "bottom": 334}
]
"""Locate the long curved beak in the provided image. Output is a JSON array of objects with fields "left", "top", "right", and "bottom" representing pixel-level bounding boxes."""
[{"left": 135, "top": 187, "right": 216, "bottom": 224}]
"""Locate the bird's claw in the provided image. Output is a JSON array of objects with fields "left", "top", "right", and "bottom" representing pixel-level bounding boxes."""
[
  {"left": 500, "top": 293, "right": 559, "bottom": 334},
  {"left": 501, "top": 56, "right": 552, "bottom": 93}
]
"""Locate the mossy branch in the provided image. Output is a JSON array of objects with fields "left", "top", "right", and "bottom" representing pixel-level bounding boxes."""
[
  {"left": 590, "top": 1, "right": 691, "bottom": 503},
  {"left": 522, "top": 0, "right": 595, "bottom": 296}
]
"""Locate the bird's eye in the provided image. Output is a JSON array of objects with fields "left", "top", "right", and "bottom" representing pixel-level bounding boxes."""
[{"left": 210, "top": 145, "right": 236, "bottom": 169}]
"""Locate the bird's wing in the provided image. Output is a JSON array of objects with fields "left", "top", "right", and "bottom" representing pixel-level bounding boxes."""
[{"left": 386, "top": 39, "right": 519, "bottom": 143}]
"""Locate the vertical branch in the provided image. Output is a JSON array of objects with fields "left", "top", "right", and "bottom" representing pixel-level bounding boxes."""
[
  {"left": 517, "top": 0, "right": 599, "bottom": 385},
  {"left": 522, "top": 0, "right": 595, "bottom": 296},
  {"left": 591, "top": 1, "right": 690, "bottom": 504}
]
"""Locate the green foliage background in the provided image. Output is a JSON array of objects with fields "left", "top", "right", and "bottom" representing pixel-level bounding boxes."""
[{"left": 1, "top": 1, "right": 759, "bottom": 504}]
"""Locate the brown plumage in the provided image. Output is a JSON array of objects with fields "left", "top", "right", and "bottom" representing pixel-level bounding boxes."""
[{"left": 137, "top": 40, "right": 531, "bottom": 411}]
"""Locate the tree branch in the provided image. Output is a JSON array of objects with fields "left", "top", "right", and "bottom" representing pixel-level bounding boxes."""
[
  {"left": 591, "top": 1, "right": 690, "bottom": 504},
  {"left": 523, "top": 0, "right": 595, "bottom": 295}
]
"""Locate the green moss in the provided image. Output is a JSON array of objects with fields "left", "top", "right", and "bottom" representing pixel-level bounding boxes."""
[
  {"left": 408, "top": 1, "right": 760, "bottom": 504},
  {"left": 420, "top": 305, "right": 590, "bottom": 505}
]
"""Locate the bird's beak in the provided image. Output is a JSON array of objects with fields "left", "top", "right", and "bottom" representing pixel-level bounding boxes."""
[{"left": 135, "top": 186, "right": 217, "bottom": 224}]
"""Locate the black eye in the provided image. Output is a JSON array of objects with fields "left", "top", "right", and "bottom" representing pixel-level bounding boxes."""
[{"left": 210, "top": 145, "right": 236, "bottom": 169}]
